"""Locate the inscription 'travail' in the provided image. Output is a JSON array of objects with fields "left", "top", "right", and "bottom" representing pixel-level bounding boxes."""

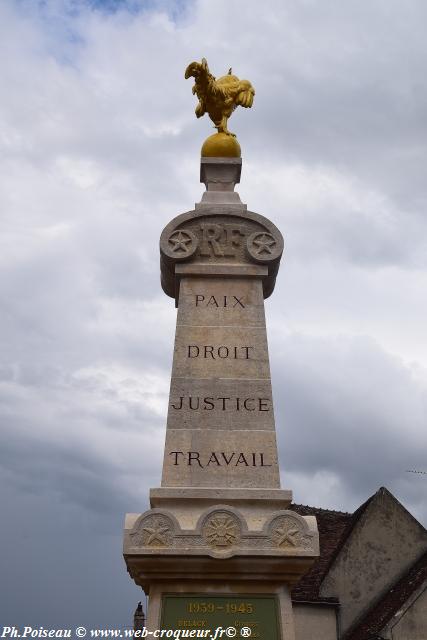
[
  {"left": 161, "top": 276, "right": 281, "bottom": 489},
  {"left": 169, "top": 451, "right": 272, "bottom": 468}
]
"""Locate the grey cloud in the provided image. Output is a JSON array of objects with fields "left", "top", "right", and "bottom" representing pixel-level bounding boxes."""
[
  {"left": 272, "top": 333, "right": 427, "bottom": 524},
  {"left": 0, "top": 478, "right": 144, "bottom": 626}
]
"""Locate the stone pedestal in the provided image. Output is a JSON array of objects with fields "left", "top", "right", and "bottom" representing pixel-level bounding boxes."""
[{"left": 124, "top": 158, "right": 319, "bottom": 639}]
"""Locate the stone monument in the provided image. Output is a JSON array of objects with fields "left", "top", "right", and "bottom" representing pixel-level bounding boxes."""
[{"left": 123, "top": 59, "right": 319, "bottom": 639}]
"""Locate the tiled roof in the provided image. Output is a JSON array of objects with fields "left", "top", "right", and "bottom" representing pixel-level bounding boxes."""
[
  {"left": 290, "top": 503, "right": 352, "bottom": 603},
  {"left": 344, "top": 550, "right": 427, "bottom": 640}
]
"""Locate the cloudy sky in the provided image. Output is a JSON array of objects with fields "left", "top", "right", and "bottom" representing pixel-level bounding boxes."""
[{"left": 1, "top": 0, "right": 426, "bottom": 629}]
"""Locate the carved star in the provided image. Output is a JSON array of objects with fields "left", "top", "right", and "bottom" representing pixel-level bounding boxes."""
[
  {"left": 143, "top": 521, "right": 170, "bottom": 545},
  {"left": 168, "top": 231, "right": 192, "bottom": 253},
  {"left": 252, "top": 233, "right": 276, "bottom": 255},
  {"left": 274, "top": 525, "right": 300, "bottom": 547}
]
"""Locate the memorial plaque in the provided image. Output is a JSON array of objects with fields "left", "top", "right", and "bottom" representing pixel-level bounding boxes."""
[{"left": 160, "top": 595, "right": 281, "bottom": 639}]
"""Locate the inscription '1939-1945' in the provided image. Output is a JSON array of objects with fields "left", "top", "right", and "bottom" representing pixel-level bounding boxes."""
[{"left": 169, "top": 451, "right": 272, "bottom": 468}]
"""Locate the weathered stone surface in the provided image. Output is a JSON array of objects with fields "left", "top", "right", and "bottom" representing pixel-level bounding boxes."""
[
  {"left": 124, "top": 506, "right": 319, "bottom": 559},
  {"left": 160, "top": 207, "right": 284, "bottom": 300},
  {"left": 167, "top": 378, "right": 275, "bottom": 430},
  {"left": 199, "top": 158, "right": 242, "bottom": 204},
  {"left": 172, "top": 325, "right": 271, "bottom": 379},
  {"left": 176, "top": 263, "right": 268, "bottom": 279},
  {"left": 177, "top": 277, "right": 266, "bottom": 328},
  {"left": 166, "top": 275, "right": 275, "bottom": 435},
  {"left": 200, "top": 157, "right": 242, "bottom": 190},
  {"left": 293, "top": 604, "right": 338, "bottom": 640},
  {"left": 162, "top": 252, "right": 278, "bottom": 492},
  {"left": 148, "top": 487, "right": 294, "bottom": 531},
  {"left": 149, "top": 486, "right": 293, "bottom": 507},
  {"left": 161, "top": 429, "right": 280, "bottom": 488}
]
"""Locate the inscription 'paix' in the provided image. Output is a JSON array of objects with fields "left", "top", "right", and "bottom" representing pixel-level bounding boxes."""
[{"left": 195, "top": 294, "right": 245, "bottom": 308}]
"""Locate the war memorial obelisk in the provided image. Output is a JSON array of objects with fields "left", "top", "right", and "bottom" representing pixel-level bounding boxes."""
[{"left": 123, "top": 59, "right": 319, "bottom": 639}]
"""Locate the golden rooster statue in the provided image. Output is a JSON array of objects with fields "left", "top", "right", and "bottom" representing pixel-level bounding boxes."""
[{"left": 185, "top": 58, "right": 255, "bottom": 157}]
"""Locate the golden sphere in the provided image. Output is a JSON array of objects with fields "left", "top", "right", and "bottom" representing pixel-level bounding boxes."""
[{"left": 201, "top": 132, "right": 241, "bottom": 158}]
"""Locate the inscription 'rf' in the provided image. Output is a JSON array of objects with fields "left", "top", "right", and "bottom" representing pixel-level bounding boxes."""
[{"left": 198, "top": 223, "right": 245, "bottom": 257}]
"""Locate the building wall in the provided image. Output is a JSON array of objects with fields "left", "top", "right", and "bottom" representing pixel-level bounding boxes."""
[
  {"left": 320, "top": 489, "right": 427, "bottom": 635},
  {"left": 382, "top": 582, "right": 427, "bottom": 640},
  {"left": 293, "top": 604, "right": 337, "bottom": 640}
]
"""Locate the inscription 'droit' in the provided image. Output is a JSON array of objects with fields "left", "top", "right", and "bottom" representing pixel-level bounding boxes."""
[{"left": 187, "top": 345, "right": 253, "bottom": 359}]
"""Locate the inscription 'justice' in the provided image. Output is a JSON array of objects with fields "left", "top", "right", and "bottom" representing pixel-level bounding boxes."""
[
  {"left": 169, "top": 451, "right": 272, "bottom": 468},
  {"left": 187, "top": 345, "right": 253, "bottom": 359},
  {"left": 171, "top": 396, "right": 270, "bottom": 411}
]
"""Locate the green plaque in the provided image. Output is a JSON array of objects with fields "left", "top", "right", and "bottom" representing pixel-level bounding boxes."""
[{"left": 160, "top": 594, "right": 281, "bottom": 639}]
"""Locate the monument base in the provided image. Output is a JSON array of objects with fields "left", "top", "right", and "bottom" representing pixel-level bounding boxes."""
[{"left": 124, "top": 487, "right": 319, "bottom": 639}]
